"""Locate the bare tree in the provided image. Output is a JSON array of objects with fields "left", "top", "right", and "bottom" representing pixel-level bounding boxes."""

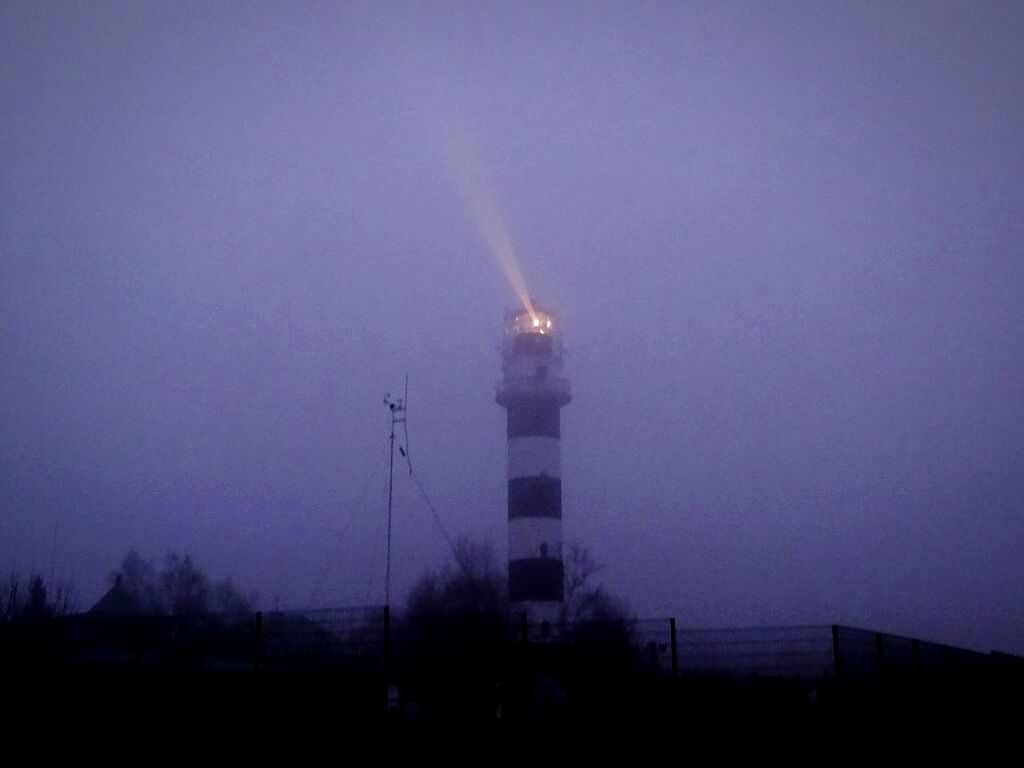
[
  {"left": 0, "top": 573, "right": 76, "bottom": 621},
  {"left": 2, "top": 575, "right": 19, "bottom": 622},
  {"left": 562, "top": 542, "right": 630, "bottom": 625},
  {"left": 211, "top": 577, "right": 254, "bottom": 614},
  {"left": 158, "top": 552, "right": 210, "bottom": 616},
  {"left": 406, "top": 536, "right": 506, "bottom": 618},
  {"left": 112, "top": 549, "right": 161, "bottom": 613},
  {"left": 563, "top": 543, "right": 601, "bottom": 622},
  {"left": 401, "top": 537, "right": 507, "bottom": 719},
  {"left": 109, "top": 550, "right": 253, "bottom": 616}
]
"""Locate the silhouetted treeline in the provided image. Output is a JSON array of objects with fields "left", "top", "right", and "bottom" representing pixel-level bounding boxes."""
[
  {"left": 396, "top": 536, "right": 633, "bottom": 724},
  {"left": 1, "top": 573, "right": 74, "bottom": 621},
  {"left": 98, "top": 550, "right": 256, "bottom": 616}
]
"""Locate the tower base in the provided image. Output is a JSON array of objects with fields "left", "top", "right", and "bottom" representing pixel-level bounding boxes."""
[{"left": 512, "top": 600, "right": 563, "bottom": 641}]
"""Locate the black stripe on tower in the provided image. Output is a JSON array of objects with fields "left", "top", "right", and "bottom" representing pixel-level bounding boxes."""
[
  {"left": 512, "top": 333, "right": 554, "bottom": 354},
  {"left": 509, "top": 559, "right": 564, "bottom": 602},
  {"left": 508, "top": 476, "right": 562, "bottom": 519},
  {"left": 507, "top": 401, "right": 560, "bottom": 439}
]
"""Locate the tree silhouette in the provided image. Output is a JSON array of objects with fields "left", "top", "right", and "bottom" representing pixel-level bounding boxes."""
[
  {"left": 406, "top": 537, "right": 506, "bottom": 619},
  {"left": 400, "top": 538, "right": 631, "bottom": 722},
  {"left": 1, "top": 573, "right": 74, "bottom": 621},
  {"left": 401, "top": 537, "right": 508, "bottom": 721},
  {"left": 562, "top": 541, "right": 630, "bottom": 625},
  {"left": 158, "top": 552, "right": 209, "bottom": 616},
  {"left": 115, "top": 550, "right": 161, "bottom": 613},
  {"left": 108, "top": 550, "right": 253, "bottom": 616}
]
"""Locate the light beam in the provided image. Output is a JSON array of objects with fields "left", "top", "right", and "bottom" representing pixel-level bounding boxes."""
[{"left": 442, "top": 121, "right": 537, "bottom": 321}]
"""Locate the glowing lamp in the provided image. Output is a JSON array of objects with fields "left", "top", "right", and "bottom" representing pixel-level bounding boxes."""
[{"left": 508, "top": 308, "right": 555, "bottom": 336}]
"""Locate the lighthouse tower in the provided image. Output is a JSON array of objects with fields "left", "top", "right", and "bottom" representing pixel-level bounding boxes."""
[{"left": 496, "top": 307, "right": 571, "bottom": 635}]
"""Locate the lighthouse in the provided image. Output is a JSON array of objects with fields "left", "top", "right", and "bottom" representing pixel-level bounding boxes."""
[{"left": 496, "top": 307, "right": 571, "bottom": 635}]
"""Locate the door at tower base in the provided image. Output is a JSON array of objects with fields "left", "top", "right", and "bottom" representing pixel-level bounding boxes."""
[{"left": 508, "top": 558, "right": 564, "bottom": 602}]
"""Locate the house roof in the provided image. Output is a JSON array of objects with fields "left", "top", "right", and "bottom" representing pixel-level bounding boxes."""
[{"left": 88, "top": 577, "right": 144, "bottom": 616}]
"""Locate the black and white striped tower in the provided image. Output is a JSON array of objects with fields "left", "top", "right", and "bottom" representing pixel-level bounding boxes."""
[{"left": 496, "top": 307, "right": 571, "bottom": 634}]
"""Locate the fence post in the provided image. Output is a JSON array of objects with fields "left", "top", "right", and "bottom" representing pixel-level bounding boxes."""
[
  {"left": 669, "top": 617, "right": 678, "bottom": 679},
  {"left": 383, "top": 605, "right": 391, "bottom": 711},
  {"left": 831, "top": 624, "right": 841, "bottom": 679},
  {"left": 134, "top": 617, "right": 146, "bottom": 669},
  {"left": 520, "top": 612, "right": 529, "bottom": 644},
  {"left": 254, "top": 611, "right": 263, "bottom": 672}
]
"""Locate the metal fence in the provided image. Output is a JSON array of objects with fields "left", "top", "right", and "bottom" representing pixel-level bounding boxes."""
[
  {"left": 261, "top": 606, "right": 387, "bottom": 660},
  {"left": 832, "top": 625, "right": 992, "bottom": 680},
  {"left": 635, "top": 623, "right": 836, "bottom": 679},
  {"left": 0, "top": 605, "right": 387, "bottom": 672},
  {"left": 628, "top": 620, "right": 1009, "bottom": 682},
  {"left": 2, "top": 608, "right": 1016, "bottom": 685}
]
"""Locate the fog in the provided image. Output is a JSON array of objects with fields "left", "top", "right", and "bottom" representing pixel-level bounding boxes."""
[{"left": 2, "top": 2, "right": 1022, "bottom": 653}]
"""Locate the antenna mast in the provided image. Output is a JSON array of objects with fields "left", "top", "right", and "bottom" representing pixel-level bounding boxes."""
[{"left": 383, "top": 381, "right": 408, "bottom": 607}]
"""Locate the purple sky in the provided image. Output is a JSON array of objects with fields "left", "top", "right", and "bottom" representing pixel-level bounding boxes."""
[{"left": 2, "top": 2, "right": 1022, "bottom": 653}]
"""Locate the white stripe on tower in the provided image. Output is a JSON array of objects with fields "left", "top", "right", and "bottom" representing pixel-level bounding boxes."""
[{"left": 507, "top": 437, "right": 561, "bottom": 479}]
